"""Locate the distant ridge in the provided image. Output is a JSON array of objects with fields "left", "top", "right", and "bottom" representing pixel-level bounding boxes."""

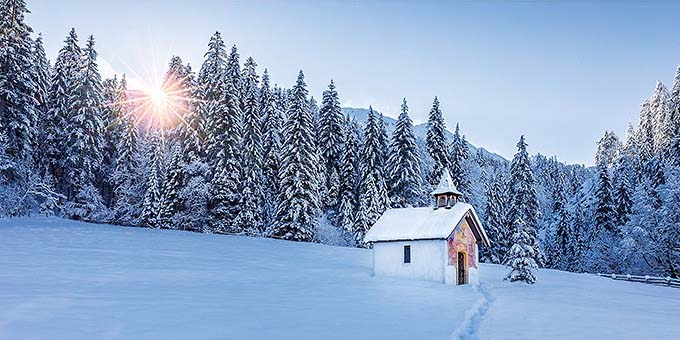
[{"left": 341, "top": 107, "right": 507, "bottom": 163}]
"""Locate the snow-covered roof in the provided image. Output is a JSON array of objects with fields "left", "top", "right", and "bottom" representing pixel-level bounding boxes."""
[
  {"left": 430, "top": 171, "right": 462, "bottom": 196},
  {"left": 364, "top": 203, "right": 490, "bottom": 246}
]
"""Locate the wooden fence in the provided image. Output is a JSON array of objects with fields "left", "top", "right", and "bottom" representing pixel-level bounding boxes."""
[{"left": 596, "top": 273, "right": 680, "bottom": 288}]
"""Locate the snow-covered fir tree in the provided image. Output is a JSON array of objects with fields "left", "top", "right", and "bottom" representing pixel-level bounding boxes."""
[
  {"left": 426, "top": 97, "right": 449, "bottom": 185},
  {"left": 235, "top": 56, "right": 264, "bottom": 235},
  {"left": 141, "top": 130, "right": 164, "bottom": 228},
  {"left": 338, "top": 117, "right": 361, "bottom": 245},
  {"left": 260, "top": 73, "right": 283, "bottom": 229},
  {"left": 0, "top": 0, "right": 36, "bottom": 162},
  {"left": 506, "top": 216, "right": 538, "bottom": 284},
  {"left": 318, "top": 80, "right": 345, "bottom": 213},
  {"left": 356, "top": 107, "right": 389, "bottom": 245},
  {"left": 506, "top": 136, "right": 540, "bottom": 266},
  {"left": 62, "top": 35, "right": 107, "bottom": 221},
  {"left": 649, "top": 81, "right": 671, "bottom": 153},
  {"left": 158, "top": 145, "right": 183, "bottom": 229},
  {"left": 272, "top": 71, "right": 319, "bottom": 242},
  {"left": 30, "top": 33, "right": 51, "bottom": 160},
  {"left": 225, "top": 44, "right": 243, "bottom": 106},
  {"left": 42, "top": 28, "right": 81, "bottom": 186},
  {"left": 595, "top": 131, "right": 622, "bottom": 168},
  {"left": 206, "top": 78, "right": 243, "bottom": 233},
  {"left": 589, "top": 162, "right": 620, "bottom": 273},
  {"left": 480, "top": 171, "right": 508, "bottom": 264},
  {"left": 449, "top": 123, "right": 471, "bottom": 200},
  {"left": 545, "top": 169, "right": 570, "bottom": 270},
  {"left": 386, "top": 98, "right": 423, "bottom": 208},
  {"left": 111, "top": 93, "right": 143, "bottom": 226}
]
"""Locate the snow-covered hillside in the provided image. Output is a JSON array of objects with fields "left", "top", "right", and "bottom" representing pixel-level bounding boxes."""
[{"left": 1, "top": 218, "right": 679, "bottom": 340}]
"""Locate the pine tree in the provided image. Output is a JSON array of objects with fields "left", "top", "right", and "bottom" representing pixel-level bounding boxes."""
[
  {"left": 657, "top": 164, "right": 680, "bottom": 278},
  {"left": 649, "top": 81, "right": 671, "bottom": 153},
  {"left": 547, "top": 170, "right": 570, "bottom": 270},
  {"left": 386, "top": 98, "right": 423, "bottom": 208},
  {"left": 506, "top": 136, "right": 540, "bottom": 266},
  {"left": 99, "top": 76, "right": 121, "bottom": 206},
  {"left": 449, "top": 123, "right": 471, "bottom": 200},
  {"left": 225, "top": 44, "right": 243, "bottom": 106},
  {"left": 506, "top": 216, "right": 538, "bottom": 284},
  {"left": 111, "top": 104, "right": 143, "bottom": 226},
  {"left": 30, "top": 33, "right": 51, "bottom": 163},
  {"left": 236, "top": 56, "right": 263, "bottom": 235},
  {"left": 338, "top": 117, "right": 361, "bottom": 245},
  {"left": 595, "top": 131, "right": 622, "bottom": 168},
  {"left": 42, "top": 28, "right": 81, "bottom": 185},
  {"left": 318, "top": 80, "right": 345, "bottom": 212},
  {"left": 141, "top": 130, "right": 163, "bottom": 228},
  {"left": 613, "top": 169, "right": 633, "bottom": 227},
  {"left": 260, "top": 74, "right": 283, "bottom": 228},
  {"left": 356, "top": 107, "right": 389, "bottom": 245},
  {"left": 480, "top": 172, "right": 508, "bottom": 264},
  {"left": 426, "top": 97, "right": 449, "bottom": 185},
  {"left": 158, "top": 145, "right": 183, "bottom": 229},
  {"left": 207, "top": 65, "right": 243, "bottom": 234},
  {"left": 590, "top": 162, "right": 619, "bottom": 273},
  {"left": 638, "top": 100, "right": 654, "bottom": 163},
  {"left": 0, "top": 0, "right": 36, "bottom": 162},
  {"left": 272, "top": 71, "right": 319, "bottom": 242},
  {"left": 62, "top": 35, "right": 107, "bottom": 221}
]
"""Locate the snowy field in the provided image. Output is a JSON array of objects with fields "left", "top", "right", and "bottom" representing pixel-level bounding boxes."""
[{"left": 1, "top": 217, "right": 679, "bottom": 340}]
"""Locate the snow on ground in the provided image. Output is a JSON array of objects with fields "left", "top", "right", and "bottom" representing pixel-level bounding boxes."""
[
  {"left": 477, "top": 265, "right": 680, "bottom": 339},
  {"left": 0, "top": 217, "right": 478, "bottom": 340},
  {"left": 1, "top": 217, "right": 679, "bottom": 340}
]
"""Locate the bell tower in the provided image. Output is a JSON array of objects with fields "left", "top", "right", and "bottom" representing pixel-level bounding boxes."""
[{"left": 431, "top": 171, "right": 462, "bottom": 209}]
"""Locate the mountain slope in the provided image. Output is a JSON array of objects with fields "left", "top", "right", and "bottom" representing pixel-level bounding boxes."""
[
  {"left": 1, "top": 218, "right": 678, "bottom": 339},
  {"left": 342, "top": 107, "right": 507, "bottom": 164}
]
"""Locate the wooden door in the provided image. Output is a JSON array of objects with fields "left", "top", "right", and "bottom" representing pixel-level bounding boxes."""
[{"left": 457, "top": 252, "right": 466, "bottom": 285}]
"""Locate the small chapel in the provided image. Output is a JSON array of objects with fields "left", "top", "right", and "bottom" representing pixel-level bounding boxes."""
[{"left": 364, "top": 171, "right": 490, "bottom": 285}]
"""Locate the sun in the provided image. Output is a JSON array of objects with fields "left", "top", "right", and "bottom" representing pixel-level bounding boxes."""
[{"left": 149, "top": 86, "right": 168, "bottom": 107}]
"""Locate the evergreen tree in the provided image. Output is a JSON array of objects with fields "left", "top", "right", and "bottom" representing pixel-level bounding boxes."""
[
  {"left": 272, "top": 71, "right": 319, "bottom": 242},
  {"left": 426, "top": 97, "right": 449, "bottom": 185},
  {"left": 111, "top": 105, "right": 143, "bottom": 226},
  {"left": 318, "top": 80, "right": 344, "bottom": 212},
  {"left": 547, "top": 170, "right": 570, "bottom": 270},
  {"left": 225, "top": 44, "right": 243, "bottom": 105},
  {"left": 42, "top": 28, "right": 81, "bottom": 184},
  {"left": 0, "top": 0, "right": 36, "bottom": 162},
  {"left": 338, "top": 117, "right": 361, "bottom": 245},
  {"left": 506, "top": 216, "right": 538, "bottom": 284},
  {"left": 356, "top": 107, "right": 389, "bottom": 245},
  {"left": 141, "top": 130, "right": 163, "bottom": 228},
  {"left": 99, "top": 76, "right": 121, "bottom": 205},
  {"left": 207, "top": 64, "right": 243, "bottom": 234},
  {"left": 638, "top": 100, "right": 654, "bottom": 163},
  {"left": 260, "top": 74, "right": 283, "bottom": 228},
  {"left": 236, "top": 56, "right": 263, "bottom": 235},
  {"left": 649, "top": 81, "right": 671, "bottom": 153},
  {"left": 613, "top": 168, "right": 633, "bottom": 227},
  {"left": 590, "top": 162, "right": 619, "bottom": 273},
  {"left": 30, "top": 33, "right": 50, "bottom": 162},
  {"left": 506, "top": 136, "right": 540, "bottom": 266},
  {"left": 657, "top": 165, "right": 680, "bottom": 278},
  {"left": 449, "top": 123, "right": 471, "bottom": 200},
  {"left": 158, "top": 146, "right": 184, "bottom": 229},
  {"left": 62, "top": 35, "right": 107, "bottom": 221},
  {"left": 595, "top": 131, "right": 622, "bottom": 168},
  {"left": 386, "top": 98, "right": 423, "bottom": 208},
  {"left": 480, "top": 172, "right": 508, "bottom": 264}
]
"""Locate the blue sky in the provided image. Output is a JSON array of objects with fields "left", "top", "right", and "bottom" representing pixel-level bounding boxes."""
[{"left": 26, "top": 0, "right": 680, "bottom": 165}]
